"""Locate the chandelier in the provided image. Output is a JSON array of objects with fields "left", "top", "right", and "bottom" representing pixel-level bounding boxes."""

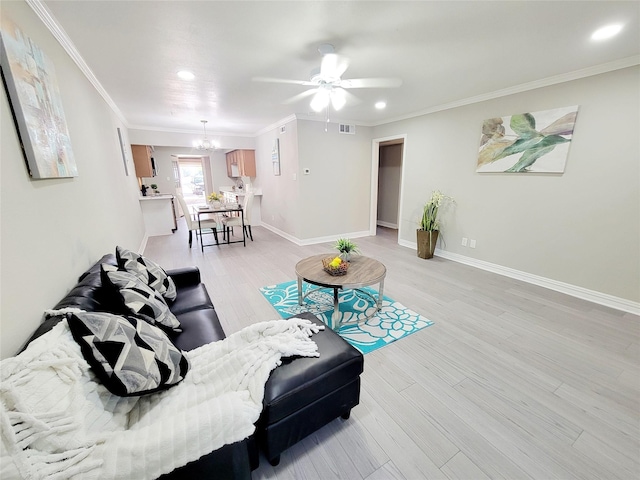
[{"left": 194, "top": 120, "right": 217, "bottom": 151}]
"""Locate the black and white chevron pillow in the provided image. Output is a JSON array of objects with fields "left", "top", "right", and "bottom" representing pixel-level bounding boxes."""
[
  {"left": 116, "top": 246, "right": 177, "bottom": 301},
  {"left": 102, "top": 265, "right": 181, "bottom": 333},
  {"left": 68, "top": 311, "right": 189, "bottom": 396}
]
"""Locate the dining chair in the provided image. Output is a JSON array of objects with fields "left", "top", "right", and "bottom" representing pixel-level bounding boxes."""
[
  {"left": 175, "top": 194, "right": 219, "bottom": 248},
  {"left": 222, "top": 192, "right": 254, "bottom": 242}
]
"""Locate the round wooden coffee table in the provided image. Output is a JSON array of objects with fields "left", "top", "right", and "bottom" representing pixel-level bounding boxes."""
[{"left": 295, "top": 254, "right": 386, "bottom": 330}]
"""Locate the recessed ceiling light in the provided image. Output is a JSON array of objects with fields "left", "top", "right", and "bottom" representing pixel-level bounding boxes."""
[
  {"left": 177, "top": 70, "right": 195, "bottom": 80},
  {"left": 591, "top": 24, "right": 623, "bottom": 41},
  {"left": 375, "top": 101, "right": 386, "bottom": 110}
]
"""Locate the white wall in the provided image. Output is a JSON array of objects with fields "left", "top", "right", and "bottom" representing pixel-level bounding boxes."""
[
  {"left": 1, "top": 2, "right": 146, "bottom": 358},
  {"left": 255, "top": 119, "right": 373, "bottom": 241},
  {"left": 296, "top": 120, "right": 373, "bottom": 239},
  {"left": 255, "top": 118, "right": 299, "bottom": 237},
  {"left": 373, "top": 66, "right": 640, "bottom": 303}
]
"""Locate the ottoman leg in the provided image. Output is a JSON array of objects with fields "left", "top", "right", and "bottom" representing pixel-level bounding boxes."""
[
  {"left": 268, "top": 455, "right": 280, "bottom": 467},
  {"left": 341, "top": 409, "right": 351, "bottom": 420}
]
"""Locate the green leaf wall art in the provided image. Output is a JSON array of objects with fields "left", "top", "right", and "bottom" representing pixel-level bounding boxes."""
[{"left": 476, "top": 106, "right": 579, "bottom": 173}]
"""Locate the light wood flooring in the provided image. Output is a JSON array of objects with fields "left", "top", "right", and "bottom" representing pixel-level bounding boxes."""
[{"left": 144, "top": 221, "right": 639, "bottom": 480}]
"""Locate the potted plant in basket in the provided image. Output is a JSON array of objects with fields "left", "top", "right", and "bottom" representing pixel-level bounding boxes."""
[
  {"left": 417, "top": 190, "right": 454, "bottom": 259},
  {"left": 334, "top": 238, "right": 359, "bottom": 261}
]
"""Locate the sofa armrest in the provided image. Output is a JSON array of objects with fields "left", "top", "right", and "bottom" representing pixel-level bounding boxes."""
[{"left": 167, "top": 266, "right": 201, "bottom": 289}]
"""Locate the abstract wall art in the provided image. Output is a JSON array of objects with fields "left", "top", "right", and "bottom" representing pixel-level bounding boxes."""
[
  {"left": 1, "top": 19, "right": 77, "bottom": 179},
  {"left": 477, "top": 106, "right": 579, "bottom": 174}
]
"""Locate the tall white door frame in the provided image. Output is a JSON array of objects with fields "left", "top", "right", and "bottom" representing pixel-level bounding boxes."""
[{"left": 369, "top": 134, "right": 407, "bottom": 241}]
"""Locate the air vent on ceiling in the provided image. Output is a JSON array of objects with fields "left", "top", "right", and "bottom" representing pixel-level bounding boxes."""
[{"left": 339, "top": 124, "right": 356, "bottom": 135}]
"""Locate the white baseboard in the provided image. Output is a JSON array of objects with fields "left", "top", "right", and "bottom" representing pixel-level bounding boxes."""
[
  {"left": 260, "top": 223, "right": 301, "bottom": 245},
  {"left": 377, "top": 221, "right": 398, "bottom": 229},
  {"left": 261, "top": 223, "right": 371, "bottom": 247},
  {"left": 397, "top": 238, "right": 639, "bottom": 316},
  {"left": 138, "top": 234, "right": 149, "bottom": 254}
]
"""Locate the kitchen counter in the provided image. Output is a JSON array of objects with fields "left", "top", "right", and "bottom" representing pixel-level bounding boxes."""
[
  {"left": 139, "top": 195, "right": 176, "bottom": 235},
  {"left": 139, "top": 194, "right": 175, "bottom": 201},
  {"left": 219, "top": 187, "right": 262, "bottom": 196}
]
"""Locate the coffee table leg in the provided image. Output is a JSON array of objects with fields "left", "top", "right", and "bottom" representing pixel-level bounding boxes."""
[
  {"left": 297, "top": 277, "right": 303, "bottom": 306},
  {"left": 331, "top": 287, "right": 340, "bottom": 330},
  {"left": 377, "top": 278, "right": 385, "bottom": 311}
]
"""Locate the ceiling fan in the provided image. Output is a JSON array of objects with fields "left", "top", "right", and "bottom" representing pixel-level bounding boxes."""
[{"left": 253, "top": 44, "right": 402, "bottom": 113}]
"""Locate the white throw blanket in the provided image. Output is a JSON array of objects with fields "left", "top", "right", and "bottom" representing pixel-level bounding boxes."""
[{"left": 0, "top": 317, "right": 324, "bottom": 479}]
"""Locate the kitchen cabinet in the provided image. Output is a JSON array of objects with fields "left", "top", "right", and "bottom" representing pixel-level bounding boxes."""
[
  {"left": 226, "top": 149, "right": 256, "bottom": 177},
  {"left": 132, "top": 145, "right": 155, "bottom": 177}
]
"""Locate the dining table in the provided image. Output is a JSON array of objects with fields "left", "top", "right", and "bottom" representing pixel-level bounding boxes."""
[{"left": 193, "top": 203, "right": 246, "bottom": 251}]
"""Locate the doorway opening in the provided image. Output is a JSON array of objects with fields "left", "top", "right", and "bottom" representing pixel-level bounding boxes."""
[
  {"left": 370, "top": 135, "right": 406, "bottom": 242},
  {"left": 173, "top": 156, "right": 209, "bottom": 216}
]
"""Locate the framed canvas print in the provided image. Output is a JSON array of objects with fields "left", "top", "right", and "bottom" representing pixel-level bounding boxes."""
[
  {"left": 1, "top": 19, "right": 77, "bottom": 178},
  {"left": 476, "top": 106, "right": 579, "bottom": 174}
]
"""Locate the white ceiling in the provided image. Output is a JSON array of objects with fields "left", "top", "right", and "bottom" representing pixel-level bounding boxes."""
[{"left": 40, "top": 1, "right": 639, "bottom": 137}]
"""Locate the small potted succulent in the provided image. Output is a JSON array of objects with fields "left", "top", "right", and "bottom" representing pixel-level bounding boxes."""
[
  {"left": 150, "top": 183, "right": 159, "bottom": 195},
  {"left": 333, "top": 238, "right": 359, "bottom": 261}
]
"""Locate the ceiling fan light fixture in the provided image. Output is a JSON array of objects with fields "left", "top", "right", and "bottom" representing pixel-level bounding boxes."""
[
  {"left": 331, "top": 89, "right": 346, "bottom": 111},
  {"left": 310, "top": 89, "right": 330, "bottom": 112}
]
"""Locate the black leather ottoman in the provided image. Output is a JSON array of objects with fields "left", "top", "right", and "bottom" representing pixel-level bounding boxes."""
[{"left": 257, "top": 312, "right": 364, "bottom": 466}]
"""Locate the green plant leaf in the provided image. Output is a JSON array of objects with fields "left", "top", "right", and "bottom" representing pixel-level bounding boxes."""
[
  {"left": 510, "top": 113, "right": 537, "bottom": 138},
  {"left": 505, "top": 135, "right": 570, "bottom": 172},
  {"left": 494, "top": 135, "right": 544, "bottom": 161}
]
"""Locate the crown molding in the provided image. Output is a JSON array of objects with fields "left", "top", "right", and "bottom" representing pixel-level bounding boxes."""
[
  {"left": 127, "top": 124, "right": 254, "bottom": 138},
  {"left": 26, "top": 0, "right": 639, "bottom": 138},
  {"left": 254, "top": 114, "right": 298, "bottom": 136},
  {"left": 26, "top": 0, "right": 129, "bottom": 126},
  {"left": 375, "top": 55, "right": 640, "bottom": 127}
]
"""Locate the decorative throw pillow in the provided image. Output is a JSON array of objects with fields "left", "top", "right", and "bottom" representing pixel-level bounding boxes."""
[
  {"left": 67, "top": 311, "right": 189, "bottom": 396},
  {"left": 101, "top": 265, "right": 182, "bottom": 333},
  {"left": 116, "top": 246, "right": 177, "bottom": 301}
]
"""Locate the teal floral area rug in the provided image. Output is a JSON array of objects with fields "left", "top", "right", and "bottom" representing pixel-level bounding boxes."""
[{"left": 260, "top": 281, "right": 434, "bottom": 354}]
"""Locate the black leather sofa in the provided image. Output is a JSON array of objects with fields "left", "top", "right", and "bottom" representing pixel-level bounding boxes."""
[{"left": 21, "top": 253, "right": 364, "bottom": 479}]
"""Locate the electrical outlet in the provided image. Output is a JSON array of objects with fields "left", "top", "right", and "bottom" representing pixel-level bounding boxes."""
[
  {"left": 461, "top": 237, "right": 468, "bottom": 247},
  {"left": 470, "top": 239, "right": 477, "bottom": 248}
]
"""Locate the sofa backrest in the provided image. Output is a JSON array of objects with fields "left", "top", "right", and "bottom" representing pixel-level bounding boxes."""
[{"left": 21, "top": 254, "right": 122, "bottom": 352}]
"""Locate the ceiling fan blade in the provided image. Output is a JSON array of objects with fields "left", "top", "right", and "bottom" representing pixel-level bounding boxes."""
[
  {"left": 340, "top": 77, "right": 403, "bottom": 89},
  {"left": 283, "top": 89, "right": 318, "bottom": 105},
  {"left": 319, "top": 54, "right": 349, "bottom": 80},
  {"left": 320, "top": 54, "right": 338, "bottom": 78},
  {"left": 252, "top": 76, "right": 315, "bottom": 86}
]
